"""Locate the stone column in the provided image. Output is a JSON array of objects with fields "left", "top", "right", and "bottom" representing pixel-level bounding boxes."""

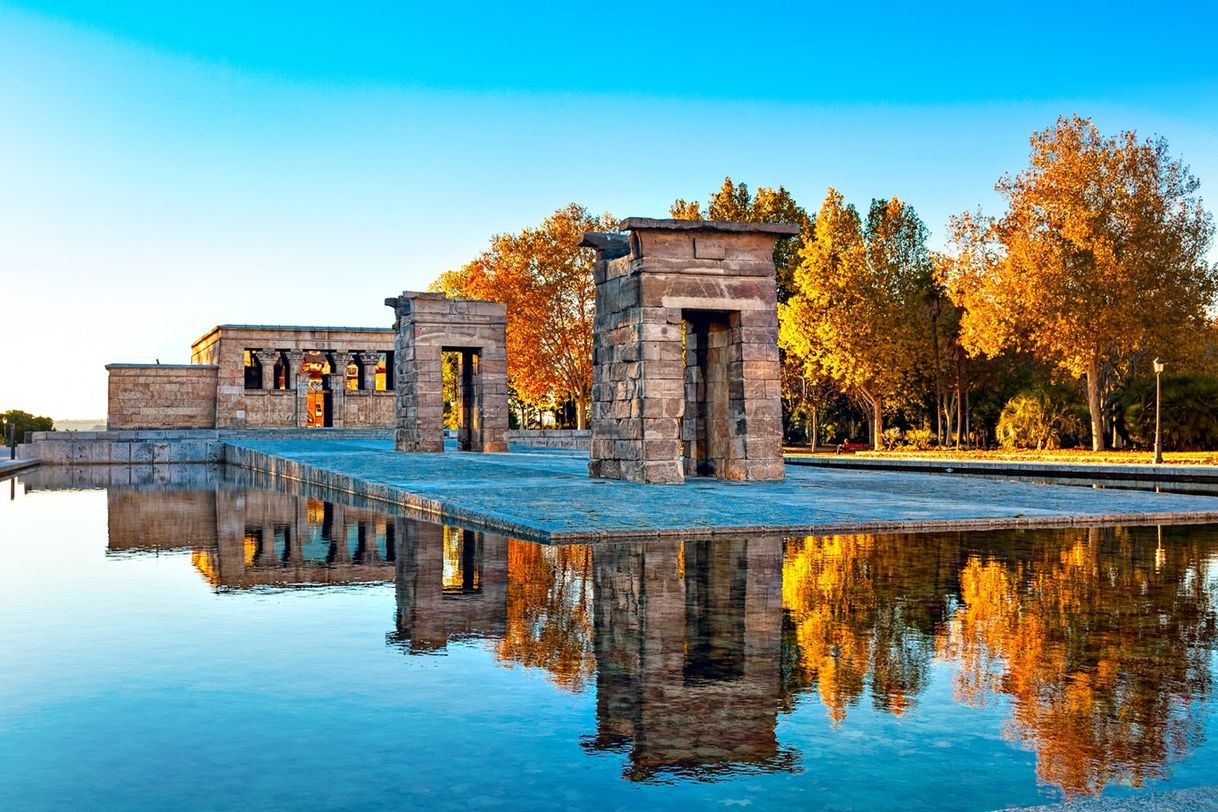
[
  {"left": 327, "top": 373, "right": 346, "bottom": 428},
  {"left": 285, "top": 350, "right": 307, "bottom": 428},
  {"left": 356, "top": 351, "right": 380, "bottom": 391},
  {"left": 255, "top": 349, "right": 280, "bottom": 390}
]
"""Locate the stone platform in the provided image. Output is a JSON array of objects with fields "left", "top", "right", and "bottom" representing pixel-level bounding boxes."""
[{"left": 222, "top": 437, "right": 1218, "bottom": 543}]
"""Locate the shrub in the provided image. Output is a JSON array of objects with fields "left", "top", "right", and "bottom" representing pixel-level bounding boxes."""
[
  {"left": 881, "top": 427, "right": 904, "bottom": 450},
  {"left": 996, "top": 388, "right": 1086, "bottom": 450},
  {"left": 904, "top": 428, "right": 933, "bottom": 450}
]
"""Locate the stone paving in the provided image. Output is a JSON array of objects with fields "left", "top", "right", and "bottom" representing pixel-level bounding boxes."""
[{"left": 224, "top": 437, "right": 1218, "bottom": 542}]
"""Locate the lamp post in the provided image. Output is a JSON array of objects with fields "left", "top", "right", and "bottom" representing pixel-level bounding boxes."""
[{"left": 1153, "top": 357, "right": 1165, "bottom": 465}]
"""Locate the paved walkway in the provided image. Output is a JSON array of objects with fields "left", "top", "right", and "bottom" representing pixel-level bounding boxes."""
[
  {"left": 225, "top": 437, "right": 1218, "bottom": 542},
  {"left": 0, "top": 457, "right": 38, "bottom": 479}
]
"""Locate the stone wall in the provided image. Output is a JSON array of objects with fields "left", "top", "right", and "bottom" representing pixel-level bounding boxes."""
[
  {"left": 508, "top": 429, "right": 591, "bottom": 451},
  {"left": 106, "top": 364, "right": 219, "bottom": 430},
  {"left": 21, "top": 428, "right": 393, "bottom": 465},
  {"left": 582, "top": 219, "right": 796, "bottom": 484},
  {"left": 342, "top": 391, "right": 396, "bottom": 427}
]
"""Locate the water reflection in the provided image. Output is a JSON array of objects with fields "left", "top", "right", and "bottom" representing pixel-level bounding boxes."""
[
  {"left": 19, "top": 465, "right": 1218, "bottom": 797},
  {"left": 585, "top": 539, "right": 796, "bottom": 781}
]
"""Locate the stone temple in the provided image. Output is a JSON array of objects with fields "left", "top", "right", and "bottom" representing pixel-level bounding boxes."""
[
  {"left": 385, "top": 291, "right": 510, "bottom": 453},
  {"left": 106, "top": 324, "right": 397, "bottom": 430},
  {"left": 582, "top": 218, "right": 799, "bottom": 484}
]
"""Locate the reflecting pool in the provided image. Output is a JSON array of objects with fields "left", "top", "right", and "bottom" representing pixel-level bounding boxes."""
[{"left": 4, "top": 466, "right": 1218, "bottom": 809}]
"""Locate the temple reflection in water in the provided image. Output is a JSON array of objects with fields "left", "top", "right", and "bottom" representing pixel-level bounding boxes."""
[{"left": 29, "top": 464, "right": 1218, "bottom": 796}]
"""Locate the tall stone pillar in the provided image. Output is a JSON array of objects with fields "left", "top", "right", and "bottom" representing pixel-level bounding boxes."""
[
  {"left": 356, "top": 351, "right": 380, "bottom": 391},
  {"left": 581, "top": 218, "right": 797, "bottom": 483},
  {"left": 285, "top": 350, "right": 307, "bottom": 428},
  {"left": 255, "top": 349, "right": 280, "bottom": 390},
  {"left": 384, "top": 292, "right": 509, "bottom": 453}
]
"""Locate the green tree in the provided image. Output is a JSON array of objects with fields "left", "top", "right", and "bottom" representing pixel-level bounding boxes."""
[
  {"left": 1, "top": 410, "right": 53, "bottom": 444},
  {"left": 1117, "top": 375, "right": 1218, "bottom": 450},
  {"left": 942, "top": 116, "right": 1218, "bottom": 451}
]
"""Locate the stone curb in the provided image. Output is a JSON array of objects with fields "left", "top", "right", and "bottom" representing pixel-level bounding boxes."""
[{"left": 785, "top": 454, "right": 1218, "bottom": 483}]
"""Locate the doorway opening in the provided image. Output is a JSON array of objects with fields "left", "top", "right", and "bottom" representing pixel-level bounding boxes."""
[
  {"left": 682, "top": 310, "right": 736, "bottom": 477},
  {"left": 441, "top": 347, "right": 484, "bottom": 451},
  {"left": 301, "top": 351, "right": 333, "bottom": 428}
]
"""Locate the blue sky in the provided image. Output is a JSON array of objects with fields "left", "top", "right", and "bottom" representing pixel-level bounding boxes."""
[{"left": 2, "top": 1, "right": 1216, "bottom": 418}]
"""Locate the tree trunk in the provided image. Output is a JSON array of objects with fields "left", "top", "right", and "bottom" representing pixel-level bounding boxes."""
[
  {"left": 954, "top": 358, "right": 964, "bottom": 448},
  {"left": 1086, "top": 358, "right": 1106, "bottom": 452},
  {"left": 943, "top": 401, "right": 954, "bottom": 448},
  {"left": 867, "top": 392, "right": 884, "bottom": 451},
  {"left": 575, "top": 393, "right": 586, "bottom": 430},
  {"left": 930, "top": 310, "right": 943, "bottom": 445},
  {"left": 810, "top": 405, "right": 819, "bottom": 451}
]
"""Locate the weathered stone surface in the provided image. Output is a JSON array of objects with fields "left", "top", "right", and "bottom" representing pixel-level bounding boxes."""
[
  {"left": 106, "top": 365, "right": 219, "bottom": 430},
  {"left": 386, "top": 291, "right": 509, "bottom": 454},
  {"left": 584, "top": 218, "right": 793, "bottom": 484},
  {"left": 107, "top": 325, "right": 396, "bottom": 430}
]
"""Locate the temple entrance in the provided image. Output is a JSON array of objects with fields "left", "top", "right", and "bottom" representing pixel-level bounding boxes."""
[
  {"left": 683, "top": 310, "right": 736, "bottom": 478},
  {"left": 442, "top": 347, "right": 483, "bottom": 452},
  {"left": 385, "top": 291, "right": 509, "bottom": 454},
  {"left": 301, "top": 352, "right": 333, "bottom": 428}
]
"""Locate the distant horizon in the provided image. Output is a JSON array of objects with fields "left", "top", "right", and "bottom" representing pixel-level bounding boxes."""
[{"left": 3, "top": 1, "right": 1216, "bottom": 418}]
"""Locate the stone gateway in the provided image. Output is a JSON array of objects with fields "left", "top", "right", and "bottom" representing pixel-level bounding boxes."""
[
  {"left": 385, "top": 291, "right": 510, "bottom": 453},
  {"left": 581, "top": 218, "right": 799, "bottom": 484}
]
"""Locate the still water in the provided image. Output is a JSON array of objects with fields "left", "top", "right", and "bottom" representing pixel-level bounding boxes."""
[{"left": 4, "top": 466, "right": 1218, "bottom": 810}]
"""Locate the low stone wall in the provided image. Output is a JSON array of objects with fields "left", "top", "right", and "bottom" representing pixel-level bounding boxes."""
[
  {"left": 22, "top": 428, "right": 393, "bottom": 465},
  {"left": 508, "top": 429, "right": 591, "bottom": 451},
  {"left": 107, "top": 364, "right": 219, "bottom": 429}
]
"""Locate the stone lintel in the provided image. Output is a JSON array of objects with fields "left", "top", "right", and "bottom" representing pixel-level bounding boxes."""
[
  {"left": 106, "top": 363, "right": 219, "bottom": 370},
  {"left": 619, "top": 218, "right": 800, "bottom": 236},
  {"left": 386, "top": 291, "right": 505, "bottom": 321}
]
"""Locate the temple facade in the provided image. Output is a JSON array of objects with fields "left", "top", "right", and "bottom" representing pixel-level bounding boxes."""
[{"left": 106, "top": 324, "right": 396, "bottom": 430}]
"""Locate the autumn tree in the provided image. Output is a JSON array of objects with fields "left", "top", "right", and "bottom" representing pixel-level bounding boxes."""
[
  {"left": 670, "top": 177, "right": 811, "bottom": 302},
  {"left": 780, "top": 190, "right": 931, "bottom": 450},
  {"left": 941, "top": 116, "right": 1218, "bottom": 451},
  {"left": 432, "top": 204, "right": 617, "bottom": 429}
]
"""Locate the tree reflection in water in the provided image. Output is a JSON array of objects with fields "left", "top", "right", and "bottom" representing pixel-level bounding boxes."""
[
  {"left": 497, "top": 541, "right": 596, "bottom": 691},
  {"left": 938, "top": 527, "right": 1217, "bottom": 796},
  {"left": 782, "top": 527, "right": 1218, "bottom": 797}
]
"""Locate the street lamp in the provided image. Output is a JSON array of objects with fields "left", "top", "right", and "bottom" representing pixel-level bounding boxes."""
[{"left": 1153, "top": 357, "right": 1165, "bottom": 465}]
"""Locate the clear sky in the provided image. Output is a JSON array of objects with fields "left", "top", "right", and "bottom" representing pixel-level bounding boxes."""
[{"left": 2, "top": 1, "right": 1216, "bottom": 420}]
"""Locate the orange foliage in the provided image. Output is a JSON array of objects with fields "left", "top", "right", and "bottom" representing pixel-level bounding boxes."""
[
  {"left": 431, "top": 204, "right": 618, "bottom": 427},
  {"left": 496, "top": 539, "right": 596, "bottom": 691},
  {"left": 782, "top": 528, "right": 1218, "bottom": 797},
  {"left": 938, "top": 528, "right": 1216, "bottom": 797}
]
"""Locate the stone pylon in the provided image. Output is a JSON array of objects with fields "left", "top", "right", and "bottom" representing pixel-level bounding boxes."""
[
  {"left": 384, "top": 291, "right": 509, "bottom": 453},
  {"left": 581, "top": 218, "right": 798, "bottom": 484}
]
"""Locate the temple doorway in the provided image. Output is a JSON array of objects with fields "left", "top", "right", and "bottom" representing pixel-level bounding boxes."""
[
  {"left": 301, "top": 352, "right": 333, "bottom": 428},
  {"left": 442, "top": 347, "right": 484, "bottom": 452},
  {"left": 683, "top": 310, "right": 735, "bottom": 478}
]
